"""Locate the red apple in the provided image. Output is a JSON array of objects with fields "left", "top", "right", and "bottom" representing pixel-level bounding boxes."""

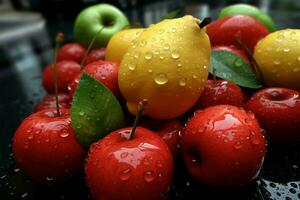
[
  {"left": 84, "top": 48, "right": 106, "bottom": 65},
  {"left": 207, "top": 15, "right": 269, "bottom": 52},
  {"left": 246, "top": 87, "right": 300, "bottom": 144},
  {"left": 35, "top": 93, "right": 70, "bottom": 112},
  {"left": 212, "top": 45, "right": 249, "bottom": 62},
  {"left": 182, "top": 105, "right": 266, "bottom": 187},
  {"left": 85, "top": 127, "right": 174, "bottom": 200},
  {"left": 68, "top": 60, "right": 119, "bottom": 98},
  {"left": 12, "top": 108, "right": 85, "bottom": 185},
  {"left": 42, "top": 60, "right": 81, "bottom": 93},
  {"left": 57, "top": 43, "right": 86, "bottom": 63},
  {"left": 197, "top": 79, "right": 246, "bottom": 109},
  {"left": 140, "top": 118, "right": 183, "bottom": 157}
]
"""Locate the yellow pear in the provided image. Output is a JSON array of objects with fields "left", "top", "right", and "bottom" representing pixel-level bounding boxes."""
[
  {"left": 254, "top": 29, "right": 300, "bottom": 90},
  {"left": 105, "top": 28, "right": 145, "bottom": 63},
  {"left": 118, "top": 15, "right": 211, "bottom": 119}
]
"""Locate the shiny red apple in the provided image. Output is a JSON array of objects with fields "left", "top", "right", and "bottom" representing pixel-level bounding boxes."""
[
  {"left": 85, "top": 127, "right": 174, "bottom": 200},
  {"left": 57, "top": 43, "right": 86, "bottom": 63},
  {"left": 182, "top": 105, "right": 266, "bottom": 187},
  {"left": 84, "top": 48, "right": 106, "bottom": 65},
  {"left": 246, "top": 87, "right": 300, "bottom": 144}
]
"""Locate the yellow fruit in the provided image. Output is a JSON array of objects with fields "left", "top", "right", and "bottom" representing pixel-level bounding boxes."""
[
  {"left": 254, "top": 29, "right": 300, "bottom": 90},
  {"left": 105, "top": 28, "right": 145, "bottom": 63},
  {"left": 119, "top": 15, "right": 211, "bottom": 119}
]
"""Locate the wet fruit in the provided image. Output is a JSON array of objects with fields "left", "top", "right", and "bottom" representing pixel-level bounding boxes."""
[
  {"left": 84, "top": 48, "right": 106, "bottom": 65},
  {"left": 246, "top": 87, "right": 300, "bottom": 144},
  {"left": 253, "top": 29, "right": 300, "bottom": 90},
  {"left": 35, "top": 93, "right": 70, "bottom": 111},
  {"left": 85, "top": 127, "right": 173, "bottom": 200},
  {"left": 12, "top": 108, "right": 85, "bottom": 185},
  {"left": 57, "top": 43, "right": 86, "bottom": 63},
  {"left": 182, "top": 105, "right": 266, "bottom": 187},
  {"left": 105, "top": 28, "right": 145, "bottom": 63},
  {"left": 119, "top": 15, "right": 211, "bottom": 119}
]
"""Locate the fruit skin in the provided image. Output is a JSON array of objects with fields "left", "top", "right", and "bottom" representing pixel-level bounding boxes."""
[
  {"left": 74, "top": 3, "right": 129, "bottom": 48},
  {"left": 105, "top": 28, "right": 144, "bottom": 63},
  {"left": 12, "top": 108, "right": 85, "bottom": 185},
  {"left": 85, "top": 127, "right": 174, "bottom": 200},
  {"left": 212, "top": 45, "right": 249, "bottom": 63},
  {"left": 119, "top": 15, "right": 211, "bottom": 120},
  {"left": 253, "top": 29, "right": 300, "bottom": 90},
  {"left": 84, "top": 48, "right": 106, "bottom": 65},
  {"left": 140, "top": 118, "right": 183, "bottom": 157},
  {"left": 42, "top": 60, "right": 81, "bottom": 93},
  {"left": 197, "top": 80, "right": 246, "bottom": 109},
  {"left": 35, "top": 93, "right": 70, "bottom": 111},
  {"left": 246, "top": 87, "right": 300, "bottom": 144},
  {"left": 68, "top": 60, "right": 119, "bottom": 98},
  {"left": 182, "top": 105, "right": 266, "bottom": 188},
  {"left": 219, "top": 4, "right": 276, "bottom": 32},
  {"left": 57, "top": 43, "right": 86, "bottom": 63},
  {"left": 207, "top": 15, "right": 269, "bottom": 53}
]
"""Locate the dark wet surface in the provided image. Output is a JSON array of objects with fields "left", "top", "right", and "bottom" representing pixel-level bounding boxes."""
[{"left": 1, "top": 1, "right": 300, "bottom": 199}]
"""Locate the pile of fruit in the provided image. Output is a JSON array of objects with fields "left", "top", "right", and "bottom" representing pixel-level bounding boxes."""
[{"left": 12, "top": 3, "right": 300, "bottom": 200}]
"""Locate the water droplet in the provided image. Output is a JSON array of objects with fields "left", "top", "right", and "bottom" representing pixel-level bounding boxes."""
[
  {"left": 171, "top": 51, "right": 180, "bottom": 59},
  {"left": 163, "top": 43, "right": 170, "bottom": 50},
  {"left": 223, "top": 138, "right": 228, "bottom": 143},
  {"left": 154, "top": 50, "right": 160, "bottom": 55},
  {"left": 171, "top": 28, "right": 176, "bottom": 33},
  {"left": 283, "top": 47, "right": 290, "bottom": 52},
  {"left": 158, "top": 29, "right": 164, "bottom": 34},
  {"left": 144, "top": 171, "right": 155, "bottom": 182},
  {"left": 144, "top": 52, "right": 152, "bottom": 60},
  {"left": 120, "top": 168, "right": 131, "bottom": 181},
  {"left": 192, "top": 75, "right": 197, "bottom": 79},
  {"left": 293, "top": 67, "right": 300, "bottom": 72},
  {"left": 59, "top": 130, "right": 69, "bottom": 138},
  {"left": 156, "top": 160, "right": 163, "bottom": 168},
  {"left": 234, "top": 161, "right": 240, "bottom": 168},
  {"left": 273, "top": 60, "right": 281, "bottom": 65},
  {"left": 160, "top": 39, "right": 164, "bottom": 43},
  {"left": 233, "top": 141, "right": 242, "bottom": 149},
  {"left": 297, "top": 56, "right": 300, "bottom": 62},
  {"left": 177, "top": 63, "right": 182, "bottom": 67},
  {"left": 79, "top": 111, "right": 85, "bottom": 116},
  {"left": 159, "top": 55, "right": 164, "bottom": 60},
  {"left": 148, "top": 69, "right": 153, "bottom": 73},
  {"left": 154, "top": 74, "right": 168, "bottom": 85},
  {"left": 46, "top": 177, "right": 53, "bottom": 181},
  {"left": 235, "top": 59, "right": 243, "bottom": 67},
  {"left": 21, "top": 193, "right": 28, "bottom": 198},
  {"left": 27, "top": 132, "right": 34, "bottom": 140},
  {"left": 203, "top": 65, "right": 207, "bottom": 69},
  {"left": 143, "top": 158, "right": 150, "bottom": 165},
  {"left": 178, "top": 78, "right": 187, "bottom": 86},
  {"left": 140, "top": 40, "right": 147, "bottom": 47},
  {"left": 133, "top": 53, "right": 139, "bottom": 59},
  {"left": 276, "top": 34, "right": 284, "bottom": 42},
  {"left": 128, "top": 64, "right": 136, "bottom": 71}
]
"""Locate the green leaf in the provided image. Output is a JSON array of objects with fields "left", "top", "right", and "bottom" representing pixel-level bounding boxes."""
[
  {"left": 162, "top": 9, "right": 182, "bottom": 20},
  {"left": 71, "top": 73, "right": 125, "bottom": 147},
  {"left": 210, "top": 50, "right": 263, "bottom": 89}
]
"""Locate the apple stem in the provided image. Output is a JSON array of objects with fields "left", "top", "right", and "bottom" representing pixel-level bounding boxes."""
[
  {"left": 235, "top": 37, "right": 264, "bottom": 84},
  {"left": 199, "top": 17, "right": 212, "bottom": 29},
  {"left": 129, "top": 99, "right": 148, "bottom": 139},
  {"left": 80, "top": 27, "right": 104, "bottom": 69},
  {"left": 53, "top": 32, "right": 64, "bottom": 117},
  {"left": 212, "top": 67, "right": 217, "bottom": 85}
]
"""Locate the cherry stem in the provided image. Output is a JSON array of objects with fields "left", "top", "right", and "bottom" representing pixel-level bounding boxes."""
[
  {"left": 53, "top": 32, "right": 64, "bottom": 117},
  {"left": 212, "top": 67, "right": 217, "bottom": 85},
  {"left": 129, "top": 99, "right": 148, "bottom": 139},
  {"left": 199, "top": 17, "right": 211, "bottom": 29},
  {"left": 235, "top": 37, "right": 264, "bottom": 84},
  {"left": 80, "top": 27, "right": 104, "bottom": 69}
]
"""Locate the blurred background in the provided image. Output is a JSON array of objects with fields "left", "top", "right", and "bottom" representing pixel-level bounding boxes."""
[{"left": 1, "top": 1, "right": 300, "bottom": 199}]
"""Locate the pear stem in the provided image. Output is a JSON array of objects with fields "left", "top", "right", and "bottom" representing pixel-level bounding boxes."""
[
  {"left": 129, "top": 99, "right": 148, "bottom": 140},
  {"left": 199, "top": 17, "right": 212, "bottom": 29},
  {"left": 80, "top": 27, "right": 104, "bottom": 69},
  {"left": 235, "top": 37, "right": 264, "bottom": 84},
  {"left": 53, "top": 33, "right": 64, "bottom": 117}
]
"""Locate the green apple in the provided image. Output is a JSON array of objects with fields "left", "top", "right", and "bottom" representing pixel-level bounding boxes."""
[
  {"left": 74, "top": 3, "right": 129, "bottom": 48},
  {"left": 219, "top": 4, "right": 276, "bottom": 32}
]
